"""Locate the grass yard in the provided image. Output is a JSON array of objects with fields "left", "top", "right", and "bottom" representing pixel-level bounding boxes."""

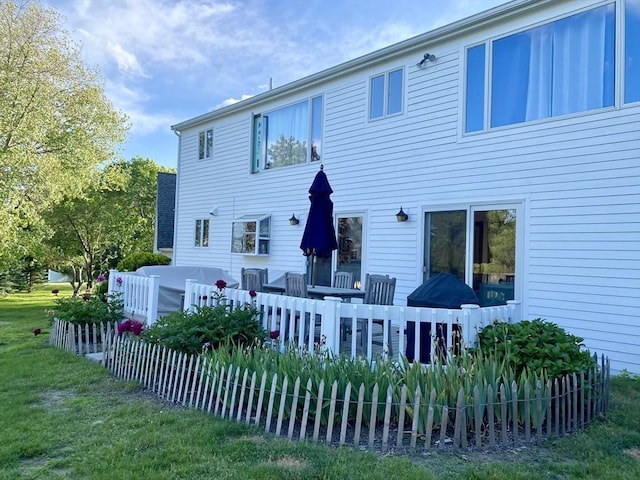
[{"left": 1, "top": 284, "right": 639, "bottom": 479}]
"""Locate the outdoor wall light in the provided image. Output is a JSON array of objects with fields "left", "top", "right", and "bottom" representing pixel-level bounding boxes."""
[
  {"left": 209, "top": 206, "right": 220, "bottom": 216},
  {"left": 396, "top": 207, "right": 409, "bottom": 222},
  {"left": 289, "top": 213, "right": 300, "bottom": 225},
  {"left": 416, "top": 53, "right": 436, "bottom": 69}
]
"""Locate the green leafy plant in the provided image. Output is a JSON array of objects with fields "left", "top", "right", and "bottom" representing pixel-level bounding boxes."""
[
  {"left": 47, "top": 291, "right": 124, "bottom": 326},
  {"left": 116, "top": 251, "right": 170, "bottom": 272},
  {"left": 471, "top": 318, "right": 596, "bottom": 379},
  {"left": 142, "top": 303, "right": 266, "bottom": 355}
]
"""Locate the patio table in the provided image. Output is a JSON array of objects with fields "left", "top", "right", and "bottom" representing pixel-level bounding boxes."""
[{"left": 263, "top": 277, "right": 364, "bottom": 301}]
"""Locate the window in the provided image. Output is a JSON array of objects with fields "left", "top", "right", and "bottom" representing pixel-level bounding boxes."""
[
  {"left": 251, "top": 96, "right": 323, "bottom": 172},
  {"left": 423, "top": 206, "right": 518, "bottom": 306},
  {"left": 198, "top": 128, "right": 213, "bottom": 160},
  {"left": 465, "top": 4, "right": 615, "bottom": 132},
  {"left": 626, "top": 0, "right": 640, "bottom": 103},
  {"left": 369, "top": 68, "right": 404, "bottom": 120},
  {"left": 231, "top": 215, "right": 271, "bottom": 255},
  {"left": 194, "top": 219, "right": 209, "bottom": 247},
  {"left": 310, "top": 215, "right": 363, "bottom": 287}
]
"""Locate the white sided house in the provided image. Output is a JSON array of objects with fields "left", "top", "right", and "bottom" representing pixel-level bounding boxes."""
[{"left": 171, "top": 0, "right": 640, "bottom": 374}]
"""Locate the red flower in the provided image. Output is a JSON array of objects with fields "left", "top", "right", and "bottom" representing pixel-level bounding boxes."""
[
  {"left": 270, "top": 330, "right": 280, "bottom": 340},
  {"left": 33, "top": 328, "right": 41, "bottom": 336},
  {"left": 117, "top": 319, "right": 144, "bottom": 336},
  {"left": 215, "top": 279, "right": 227, "bottom": 290},
  {"left": 249, "top": 289, "right": 257, "bottom": 298},
  {"left": 51, "top": 289, "right": 59, "bottom": 295},
  {"left": 82, "top": 294, "right": 90, "bottom": 301}
]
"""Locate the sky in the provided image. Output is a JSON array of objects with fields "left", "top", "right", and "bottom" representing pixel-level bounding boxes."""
[{"left": 45, "top": 0, "right": 511, "bottom": 168}]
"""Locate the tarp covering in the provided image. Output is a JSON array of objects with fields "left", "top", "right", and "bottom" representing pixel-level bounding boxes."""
[
  {"left": 407, "top": 273, "right": 479, "bottom": 308},
  {"left": 135, "top": 266, "right": 238, "bottom": 314}
]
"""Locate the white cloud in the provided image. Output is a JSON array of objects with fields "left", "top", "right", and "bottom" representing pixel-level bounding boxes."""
[
  {"left": 216, "top": 94, "right": 255, "bottom": 109},
  {"left": 107, "top": 42, "right": 147, "bottom": 78}
]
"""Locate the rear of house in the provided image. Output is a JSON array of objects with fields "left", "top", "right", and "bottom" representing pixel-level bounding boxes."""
[{"left": 171, "top": 0, "right": 640, "bottom": 374}]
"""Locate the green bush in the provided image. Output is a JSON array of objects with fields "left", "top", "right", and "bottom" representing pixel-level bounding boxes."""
[
  {"left": 472, "top": 318, "right": 596, "bottom": 379},
  {"left": 142, "top": 302, "right": 267, "bottom": 355},
  {"left": 47, "top": 292, "right": 124, "bottom": 327},
  {"left": 94, "top": 280, "right": 109, "bottom": 302},
  {"left": 116, "top": 252, "right": 170, "bottom": 272}
]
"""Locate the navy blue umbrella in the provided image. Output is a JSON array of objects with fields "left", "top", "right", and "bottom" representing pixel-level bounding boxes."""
[{"left": 300, "top": 166, "right": 338, "bottom": 286}]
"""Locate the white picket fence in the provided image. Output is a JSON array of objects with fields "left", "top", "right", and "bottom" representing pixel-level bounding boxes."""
[
  {"left": 183, "top": 282, "right": 521, "bottom": 363},
  {"left": 49, "top": 318, "right": 118, "bottom": 357},
  {"left": 101, "top": 334, "right": 610, "bottom": 452}
]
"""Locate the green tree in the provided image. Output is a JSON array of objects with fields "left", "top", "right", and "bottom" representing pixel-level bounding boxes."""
[
  {"left": 267, "top": 135, "right": 307, "bottom": 168},
  {"left": 45, "top": 157, "right": 172, "bottom": 293},
  {"left": 0, "top": 0, "right": 128, "bottom": 269}
]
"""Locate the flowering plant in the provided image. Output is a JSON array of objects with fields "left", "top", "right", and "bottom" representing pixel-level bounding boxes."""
[
  {"left": 117, "top": 319, "right": 144, "bottom": 336},
  {"left": 115, "top": 276, "right": 123, "bottom": 286},
  {"left": 96, "top": 274, "right": 106, "bottom": 283}
]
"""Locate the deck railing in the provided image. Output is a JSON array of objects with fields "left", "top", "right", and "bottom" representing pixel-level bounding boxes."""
[
  {"left": 184, "top": 282, "right": 521, "bottom": 363},
  {"left": 108, "top": 269, "right": 160, "bottom": 324}
]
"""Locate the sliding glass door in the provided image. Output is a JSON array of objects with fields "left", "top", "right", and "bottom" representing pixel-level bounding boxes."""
[{"left": 423, "top": 205, "right": 518, "bottom": 306}]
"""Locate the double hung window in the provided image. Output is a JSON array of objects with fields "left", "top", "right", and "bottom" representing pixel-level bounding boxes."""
[
  {"left": 198, "top": 128, "right": 213, "bottom": 160},
  {"left": 251, "top": 96, "right": 323, "bottom": 172},
  {"left": 369, "top": 68, "right": 404, "bottom": 120},
  {"left": 465, "top": 4, "right": 616, "bottom": 132}
]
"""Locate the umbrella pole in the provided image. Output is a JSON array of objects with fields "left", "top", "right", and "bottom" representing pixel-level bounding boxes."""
[{"left": 311, "top": 254, "right": 317, "bottom": 287}]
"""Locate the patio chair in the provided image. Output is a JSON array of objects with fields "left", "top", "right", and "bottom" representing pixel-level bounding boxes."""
[
  {"left": 333, "top": 271, "right": 354, "bottom": 289},
  {"left": 284, "top": 272, "right": 308, "bottom": 298},
  {"left": 362, "top": 274, "right": 396, "bottom": 355},
  {"left": 241, "top": 268, "right": 268, "bottom": 292}
]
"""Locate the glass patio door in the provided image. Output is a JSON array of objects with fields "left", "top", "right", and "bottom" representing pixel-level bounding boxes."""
[
  {"left": 308, "top": 215, "right": 363, "bottom": 288},
  {"left": 423, "top": 205, "right": 518, "bottom": 306}
]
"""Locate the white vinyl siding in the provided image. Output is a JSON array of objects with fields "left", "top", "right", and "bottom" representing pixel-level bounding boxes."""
[{"left": 173, "top": 0, "right": 640, "bottom": 373}]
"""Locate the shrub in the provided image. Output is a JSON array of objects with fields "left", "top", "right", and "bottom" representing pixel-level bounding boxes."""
[
  {"left": 142, "top": 302, "right": 267, "bottom": 355},
  {"left": 47, "top": 292, "right": 124, "bottom": 327},
  {"left": 116, "top": 252, "right": 170, "bottom": 272},
  {"left": 94, "top": 280, "right": 109, "bottom": 302},
  {"left": 472, "top": 318, "right": 596, "bottom": 379}
]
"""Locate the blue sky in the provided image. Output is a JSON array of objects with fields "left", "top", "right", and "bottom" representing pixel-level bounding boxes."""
[{"left": 46, "top": 0, "right": 510, "bottom": 168}]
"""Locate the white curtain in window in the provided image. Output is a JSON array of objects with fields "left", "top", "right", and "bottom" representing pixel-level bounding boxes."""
[{"left": 526, "top": 7, "right": 611, "bottom": 120}]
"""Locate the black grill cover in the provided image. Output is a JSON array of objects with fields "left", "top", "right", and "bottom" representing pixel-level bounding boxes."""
[{"left": 407, "top": 273, "right": 479, "bottom": 308}]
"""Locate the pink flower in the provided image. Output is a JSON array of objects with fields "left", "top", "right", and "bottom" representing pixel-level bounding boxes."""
[
  {"left": 82, "top": 294, "right": 90, "bottom": 301},
  {"left": 117, "top": 319, "right": 144, "bottom": 336},
  {"left": 96, "top": 274, "right": 106, "bottom": 283},
  {"left": 249, "top": 289, "right": 257, "bottom": 298},
  {"left": 115, "top": 276, "right": 123, "bottom": 286},
  {"left": 215, "top": 279, "right": 227, "bottom": 290},
  {"left": 270, "top": 330, "right": 280, "bottom": 340}
]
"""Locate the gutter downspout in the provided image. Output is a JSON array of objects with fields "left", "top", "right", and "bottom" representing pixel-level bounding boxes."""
[{"left": 171, "top": 128, "right": 181, "bottom": 266}]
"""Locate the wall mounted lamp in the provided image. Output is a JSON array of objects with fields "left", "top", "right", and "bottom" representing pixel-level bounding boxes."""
[
  {"left": 396, "top": 207, "right": 409, "bottom": 222},
  {"left": 209, "top": 206, "right": 220, "bottom": 216},
  {"left": 416, "top": 53, "right": 436, "bottom": 69},
  {"left": 289, "top": 213, "right": 300, "bottom": 225}
]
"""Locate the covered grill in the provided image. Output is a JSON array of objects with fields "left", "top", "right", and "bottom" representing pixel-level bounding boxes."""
[{"left": 405, "top": 273, "right": 479, "bottom": 363}]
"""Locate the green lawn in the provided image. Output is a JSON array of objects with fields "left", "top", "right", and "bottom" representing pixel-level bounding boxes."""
[{"left": 1, "top": 284, "right": 639, "bottom": 479}]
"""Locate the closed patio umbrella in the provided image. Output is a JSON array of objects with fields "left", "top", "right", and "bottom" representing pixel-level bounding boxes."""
[{"left": 300, "top": 165, "right": 338, "bottom": 286}]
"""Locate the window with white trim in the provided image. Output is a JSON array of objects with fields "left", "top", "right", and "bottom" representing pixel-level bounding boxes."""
[
  {"left": 194, "top": 219, "right": 209, "bottom": 247},
  {"left": 198, "top": 128, "right": 213, "bottom": 160},
  {"left": 625, "top": 0, "right": 640, "bottom": 103},
  {"left": 251, "top": 96, "right": 323, "bottom": 172},
  {"left": 465, "top": 4, "right": 616, "bottom": 132},
  {"left": 369, "top": 67, "right": 404, "bottom": 120}
]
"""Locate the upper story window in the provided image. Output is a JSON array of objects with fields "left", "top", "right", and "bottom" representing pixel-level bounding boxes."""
[
  {"left": 251, "top": 96, "right": 323, "bottom": 173},
  {"left": 625, "top": 0, "right": 640, "bottom": 103},
  {"left": 194, "top": 219, "right": 209, "bottom": 247},
  {"left": 369, "top": 67, "right": 404, "bottom": 120},
  {"left": 198, "top": 128, "right": 213, "bottom": 160},
  {"left": 465, "top": 4, "right": 615, "bottom": 132}
]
